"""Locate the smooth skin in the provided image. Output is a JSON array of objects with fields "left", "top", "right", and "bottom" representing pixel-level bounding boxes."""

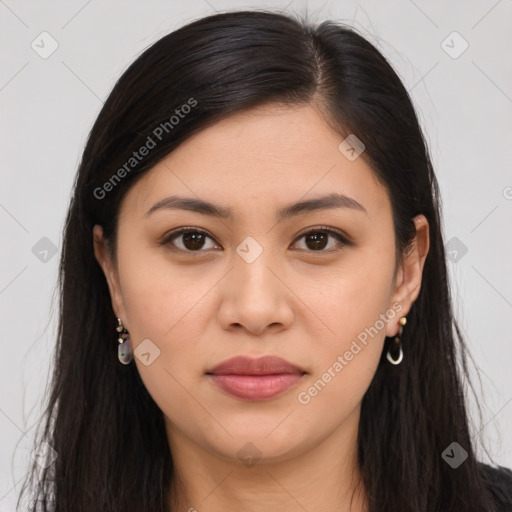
[{"left": 93, "top": 103, "right": 429, "bottom": 512}]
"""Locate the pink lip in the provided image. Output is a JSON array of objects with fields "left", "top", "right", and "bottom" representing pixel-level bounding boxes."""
[{"left": 206, "top": 355, "right": 306, "bottom": 401}]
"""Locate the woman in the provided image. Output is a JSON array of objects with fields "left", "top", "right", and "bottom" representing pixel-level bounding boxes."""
[{"left": 18, "top": 9, "right": 512, "bottom": 512}]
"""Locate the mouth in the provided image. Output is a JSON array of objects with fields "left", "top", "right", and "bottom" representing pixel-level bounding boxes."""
[{"left": 205, "top": 355, "right": 307, "bottom": 401}]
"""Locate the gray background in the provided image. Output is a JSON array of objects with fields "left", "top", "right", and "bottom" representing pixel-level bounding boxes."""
[{"left": 1, "top": 0, "right": 511, "bottom": 509}]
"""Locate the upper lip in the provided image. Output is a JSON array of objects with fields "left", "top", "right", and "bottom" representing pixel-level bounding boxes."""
[{"left": 206, "top": 355, "right": 306, "bottom": 376}]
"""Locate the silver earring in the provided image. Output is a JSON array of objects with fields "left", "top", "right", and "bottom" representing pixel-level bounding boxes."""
[
  {"left": 386, "top": 316, "right": 406, "bottom": 365},
  {"left": 116, "top": 318, "right": 133, "bottom": 365}
]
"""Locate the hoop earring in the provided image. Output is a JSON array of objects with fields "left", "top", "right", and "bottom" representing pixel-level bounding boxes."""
[
  {"left": 386, "top": 316, "right": 406, "bottom": 365},
  {"left": 116, "top": 318, "right": 133, "bottom": 365}
]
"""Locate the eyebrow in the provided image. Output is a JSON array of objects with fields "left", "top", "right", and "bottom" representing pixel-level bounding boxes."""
[{"left": 144, "top": 192, "right": 367, "bottom": 222}]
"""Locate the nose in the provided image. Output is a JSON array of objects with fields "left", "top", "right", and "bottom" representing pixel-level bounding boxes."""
[{"left": 217, "top": 251, "right": 295, "bottom": 337}]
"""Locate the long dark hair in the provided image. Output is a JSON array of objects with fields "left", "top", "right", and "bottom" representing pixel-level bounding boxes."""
[{"left": 17, "top": 9, "right": 507, "bottom": 512}]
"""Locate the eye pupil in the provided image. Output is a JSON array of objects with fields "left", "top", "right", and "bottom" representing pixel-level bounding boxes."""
[
  {"left": 306, "top": 232, "right": 328, "bottom": 250},
  {"left": 183, "top": 232, "right": 205, "bottom": 250},
  {"left": 166, "top": 227, "right": 346, "bottom": 254}
]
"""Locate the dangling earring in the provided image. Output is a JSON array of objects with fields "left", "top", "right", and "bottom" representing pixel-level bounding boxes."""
[
  {"left": 116, "top": 317, "right": 133, "bottom": 365},
  {"left": 386, "top": 316, "right": 406, "bottom": 365}
]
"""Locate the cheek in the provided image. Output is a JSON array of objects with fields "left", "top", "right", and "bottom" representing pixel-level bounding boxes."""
[
  {"left": 118, "top": 244, "right": 214, "bottom": 341},
  {"left": 295, "top": 242, "right": 395, "bottom": 399},
  {"left": 116, "top": 248, "right": 217, "bottom": 414},
  {"left": 303, "top": 241, "right": 396, "bottom": 342}
]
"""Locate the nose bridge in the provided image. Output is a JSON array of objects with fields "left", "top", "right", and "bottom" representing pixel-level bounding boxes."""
[
  {"left": 217, "top": 235, "right": 293, "bottom": 334},
  {"left": 232, "top": 236, "right": 280, "bottom": 300}
]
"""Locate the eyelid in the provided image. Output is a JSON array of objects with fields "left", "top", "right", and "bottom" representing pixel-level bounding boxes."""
[
  {"left": 160, "top": 226, "right": 217, "bottom": 250},
  {"left": 294, "top": 225, "right": 351, "bottom": 244},
  {"left": 160, "top": 225, "right": 351, "bottom": 252}
]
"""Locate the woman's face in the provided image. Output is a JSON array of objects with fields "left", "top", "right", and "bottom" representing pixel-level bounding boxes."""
[{"left": 94, "top": 103, "right": 428, "bottom": 466}]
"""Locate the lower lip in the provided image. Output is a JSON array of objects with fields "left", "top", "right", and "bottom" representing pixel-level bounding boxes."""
[{"left": 208, "top": 373, "right": 304, "bottom": 401}]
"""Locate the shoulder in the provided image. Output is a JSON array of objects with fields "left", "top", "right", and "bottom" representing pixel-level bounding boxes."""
[{"left": 477, "top": 462, "right": 512, "bottom": 511}]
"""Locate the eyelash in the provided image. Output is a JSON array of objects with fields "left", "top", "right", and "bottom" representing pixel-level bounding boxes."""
[{"left": 160, "top": 226, "right": 351, "bottom": 254}]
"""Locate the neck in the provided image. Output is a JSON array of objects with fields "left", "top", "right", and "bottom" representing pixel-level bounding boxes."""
[{"left": 165, "top": 406, "right": 369, "bottom": 512}]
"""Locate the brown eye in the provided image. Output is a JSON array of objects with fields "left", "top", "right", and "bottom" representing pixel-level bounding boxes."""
[
  {"left": 292, "top": 228, "right": 349, "bottom": 252},
  {"left": 163, "top": 228, "right": 218, "bottom": 252},
  {"left": 161, "top": 226, "right": 350, "bottom": 254}
]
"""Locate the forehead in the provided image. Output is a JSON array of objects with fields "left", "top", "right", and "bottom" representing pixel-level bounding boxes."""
[{"left": 120, "top": 103, "right": 390, "bottom": 222}]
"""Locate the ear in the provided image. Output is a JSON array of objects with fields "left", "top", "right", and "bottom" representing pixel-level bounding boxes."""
[
  {"left": 386, "top": 214, "right": 430, "bottom": 337},
  {"left": 93, "top": 225, "right": 127, "bottom": 325}
]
